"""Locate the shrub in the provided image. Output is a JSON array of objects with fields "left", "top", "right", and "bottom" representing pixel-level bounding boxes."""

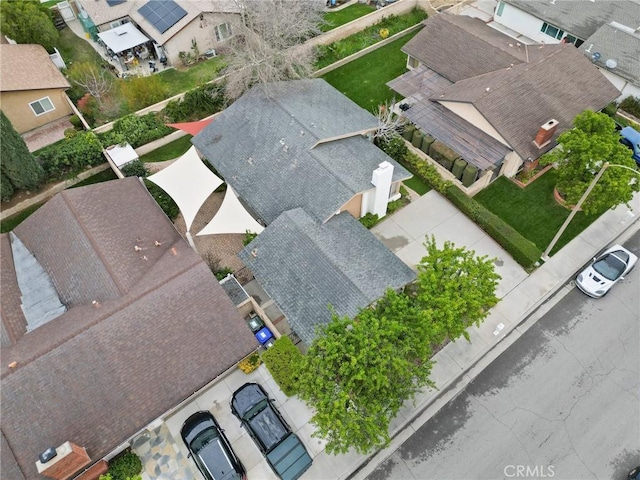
[
  {"left": 238, "top": 352, "right": 262, "bottom": 373},
  {"left": 144, "top": 179, "right": 179, "bottom": 220},
  {"left": 37, "top": 132, "right": 104, "bottom": 179},
  {"left": 77, "top": 93, "right": 99, "bottom": 127},
  {"left": 69, "top": 115, "right": 83, "bottom": 129},
  {"left": 243, "top": 230, "right": 258, "bottom": 246},
  {"left": 261, "top": 336, "right": 303, "bottom": 396},
  {"left": 119, "top": 75, "right": 170, "bottom": 112},
  {"left": 378, "top": 135, "right": 408, "bottom": 162},
  {"left": 121, "top": 159, "right": 148, "bottom": 178},
  {"left": 162, "top": 83, "right": 226, "bottom": 123},
  {"left": 619, "top": 96, "right": 640, "bottom": 118},
  {"left": 214, "top": 267, "right": 233, "bottom": 280},
  {"left": 601, "top": 101, "right": 618, "bottom": 117},
  {"left": 1, "top": 172, "right": 15, "bottom": 202},
  {"left": 429, "top": 140, "right": 458, "bottom": 169},
  {"left": 107, "top": 450, "right": 142, "bottom": 480},
  {"left": 101, "top": 113, "right": 173, "bottom": 149},
  {"left": 359, "top": 212, "right": 379, "bottom": 229}
]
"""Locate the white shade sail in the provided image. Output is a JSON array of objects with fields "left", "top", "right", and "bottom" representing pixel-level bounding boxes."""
[
  {"left": 98, "top": 23, "right": 150, "bottom": 54},
  {"left": 196, "top": 186, "right": 265, "bottom": 236},
  {"left": 147, "top": 146, "right": 222, "bottom": 232}
]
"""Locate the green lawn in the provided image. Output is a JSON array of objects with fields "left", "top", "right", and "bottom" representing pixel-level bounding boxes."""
[
  {"left": 322, "top": 29, "right": 419, "bottom": 111},
  {"left": 403, "top": 176, "right": 430, "bottom": 195},
  {"left": 474, "top": 171, "right": 604, "bottom": 256},
  {"left": 157, "top": 58, "right": 227, "bottom": 96},
  {"left": 321, "top": 3, "right": 376, "bottom": 32},
  {"left": 139, "top": 135, "right": 193, "bottom": 163},
  {"left": 55, "top": 27, "right": 104, "bottom": 66},
  {"left": 1, "top": 203, "right": 45, "bottom": 233},
  {"left": 69, "top": 168, "right": 118, "bottom": 188}
]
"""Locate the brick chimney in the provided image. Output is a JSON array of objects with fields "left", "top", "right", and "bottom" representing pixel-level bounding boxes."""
[
  {"left": 534, "top": 119, "right": 559, "bottom": 148},
  {"left": 36, "top": 442, "right": 91, "bottom": 480}
]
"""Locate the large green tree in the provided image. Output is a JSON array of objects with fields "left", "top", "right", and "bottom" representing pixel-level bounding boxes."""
[
  {"left": 297, "top": 289, "right": 434, "bottom": 455},
  {"left": 541, "top": 110, "right": 639, "bottom": 215},
  {"left": 297, "top": 238, "right": 500, "bottom": 455},
  {"left": 1, "top": 111, "right": 44, "bottom": 194},
  {"left": 412, "top": 236, "right": 501, "bottom": 344},
  {"left": 0, "top": 0, "right": 59, "bottom": 52}
]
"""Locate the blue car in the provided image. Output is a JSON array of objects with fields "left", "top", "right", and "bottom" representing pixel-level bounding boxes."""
[{"left": 620, "top": 126, "right": 640, "bottom": 165}]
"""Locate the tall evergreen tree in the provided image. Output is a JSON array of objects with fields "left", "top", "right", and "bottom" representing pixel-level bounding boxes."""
[
  {"left": 0, "top": 0, "right": 59, "bottom": 52},
  {"left": 1, "top": 111, "right": 44, "bottom": 192},
  {"left": 1, "top": 172, "right": 15, "bottom": 202}
]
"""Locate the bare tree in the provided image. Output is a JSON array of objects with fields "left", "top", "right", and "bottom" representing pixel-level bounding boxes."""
[
  {"left": 374, "top": 100, "right": 408, "bottom": 142},
  {"left": 224, "top": 0, "right": 325, "bottom": 99},
  {"left": 67, "top": 61, "right": 113, "bottom": 107}
]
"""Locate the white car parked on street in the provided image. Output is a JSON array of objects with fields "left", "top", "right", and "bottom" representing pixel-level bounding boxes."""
[{"left": 576, "top": 244, "right": 637, "bottom": 298}]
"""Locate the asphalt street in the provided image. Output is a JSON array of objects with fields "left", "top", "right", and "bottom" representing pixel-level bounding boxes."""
[{"left": 367, "top": 233, "right": 640, "bottom": 480}]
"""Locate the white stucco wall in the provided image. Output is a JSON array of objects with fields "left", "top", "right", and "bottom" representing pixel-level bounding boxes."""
[
  {"left": 493, "top": 3, "right": 567, "bottom": 44},
  {"left": 596, "top": 68, "right": 640, "bottom": 102},
  {"left": 438, "top": 101, "right": 511, "bottom": 146}
]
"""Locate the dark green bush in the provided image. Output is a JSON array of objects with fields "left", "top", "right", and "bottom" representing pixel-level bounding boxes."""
[
  {"left": 1, "top": 172, "right": 15, "bottom": 202},
  {"left": 461, "top": 163, "right": 478, "bottom": 187},
  {"left": 601, "top": 101, "right": 618, "bottom": 118},
  {"left": 411, "top": 129, "right": 423, "bottom": 148},
  {"left": 121, "top": 159, "right": 148, "bottom": 178},
  {"left": 69, "top": 115, "right": 83, "bottom": 129},
  {"left": 243, "top": 229, "right": 258, "bottom": 246},
  {"left": 144, "top": 179, "right": 179, "bottom": 220},
  {"left": 401, "top": 124, "right": 415, "bottom": 141},
  {"left": 420, "top": 134, "right": 434, "bottom": 154},
  {"left": 163, "top": 83, "right": 226, "bottom": 123},
  {"left": 37, "top": 132, "right": 104, "bottom": 179},
  {"left": 451, "top": 158, "right": 467, "bottom": 180},
  {"left": 215, "top": 267, "right": 233, "bottom": 280},
  {"left": 100, "top": 113, "right": 174, "bottom": 149},
  {"left": 620, "top": 96, "right": 640, "bottom": 118},
  {"left": 261, "top": 336, "right": 303, "bottom": 397},
  {"left": 359, "top": 212, "right": 379, "bottom": 229},
  {"left": 429, "top": 141, "right": 458, "bottom": 170},
  {"left": 107, "top": 450, "right": 142, "bottom": 480},
  {"left": 378, "top": 135, "right": 408, "bottom": 162}
]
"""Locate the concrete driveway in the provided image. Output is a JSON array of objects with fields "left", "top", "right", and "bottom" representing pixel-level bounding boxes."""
[{"left": 372, "top": 190, "right": 528, "bottom": 299}]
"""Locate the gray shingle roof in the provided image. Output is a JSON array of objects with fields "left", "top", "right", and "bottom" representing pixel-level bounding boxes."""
[
  {"left": 0, "top": 178, "right": 257, "bottom": 479},
  {"left": 192, "top": 79, "right": 411, "bottom": 224},
  {"left": 402, "top": 14, "right": 529, "bottom": 82},
  {"left": 580, "top": 22, "right": 640, "bottom": 87},
  {"left": 503, "top": 0, "right": 640, "bottom": 41},
  {"left": 238, "top": 208, "right": 416, "bottom": 345},
  {"left": 434, "top": 44, "right": 621, "bottom": 160}
]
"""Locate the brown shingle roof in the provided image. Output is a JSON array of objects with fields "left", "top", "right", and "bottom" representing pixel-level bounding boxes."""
[
  {"left": 0, "top": 178, "right": 258, "bottom": 479},
  {"left": 434, "top": 44, "right": 621, "bottom": 160},
  {"left": 402, "top": 14, "right": 529, "bottom": 82},
  {"left": 0, "top": 44, "right": 70, "bottom": 92}
]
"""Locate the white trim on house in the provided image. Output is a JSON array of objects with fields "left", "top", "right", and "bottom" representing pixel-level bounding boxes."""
[{"left": 29, "top": 96, "right": 55, "bottom": 116}]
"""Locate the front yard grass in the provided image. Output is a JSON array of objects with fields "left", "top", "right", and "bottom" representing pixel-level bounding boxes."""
[
  {"left": 403, "top": 176, "right": 430, "bottom": 195},
  {"left": 474, "top": 171, "right": 604, "bottom": 255},
  {"left": 321, "top": 3, "right": 376, "bottom": 32},
  {"left": 322, "top": 29, "right": 419, "bottom": 110},
  {"left": 138, "top": 135, "right": 193, "bottom": 163}
]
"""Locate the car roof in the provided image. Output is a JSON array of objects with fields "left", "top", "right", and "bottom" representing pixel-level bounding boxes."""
[
  {"left": 181, "top": 411, "right": 218, "bottom": 444},
  {"left": 621, "top": 126, "right": 640, "bottom": 145},
  {"left": 231, "top": 383, "right": 269, "bottom": 418},
  {"left": 197, "top": 436, "right": 238, "bottom": 480}
]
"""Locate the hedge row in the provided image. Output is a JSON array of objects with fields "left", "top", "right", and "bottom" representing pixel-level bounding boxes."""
[
  {"left": 261, "top": 336, "right": 303, "bottom": 397},
  {"left": 381, "top": 137, "right": 542, "bottom": 270}
]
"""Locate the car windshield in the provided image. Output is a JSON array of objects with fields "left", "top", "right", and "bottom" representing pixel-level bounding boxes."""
[{"left": 592, "top": 253, "right": 627, "bottom": 280}]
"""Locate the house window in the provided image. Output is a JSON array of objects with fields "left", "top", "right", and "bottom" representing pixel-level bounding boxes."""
[
  {"left": 215, "top": 22, "right": 232, "bottom": 42},
  {"left": 496, "top": 1, "right": 505, "bottom": 16},
  {"left": 540, "top": 22, "right": 564, "bottom": 40},
  {"left": 29, "top": 97, "right": 55, "bottom": 116}
]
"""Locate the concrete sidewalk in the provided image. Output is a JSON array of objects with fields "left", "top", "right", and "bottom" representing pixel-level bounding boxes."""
[{"left": 305, "top": 190, "right": 639, "bottom": 480}]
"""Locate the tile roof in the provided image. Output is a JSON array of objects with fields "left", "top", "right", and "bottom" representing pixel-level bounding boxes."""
[
  {"left": 192, "top": 79, "right": 411, "bottom": 224},
  {"left": 503, "top": 0, "right": 640, "bottom": 41},
  {"left": 402, "top": 14, "right": 529, "bottom": 82},
  {"left": 0, "top": 178, "right": 257, "bottom": 479},
  {"left": 580, "top": 22, "right": 640, "bottom": 87},
  {"left": 0, "top": 44, "right": 70, "bottom": 92},
  {"left": 434, "top": 44, "right": 621, "bottom": 160},
  {"left": 238, "top": 208, "right": 416, "bottom": 345}
]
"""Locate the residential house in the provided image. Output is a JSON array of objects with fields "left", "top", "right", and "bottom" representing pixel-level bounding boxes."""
[
  {"left": 193, "top": 79, "right": 417, "bottom": 344},
  {"left": 74, "top": 0, "right": 241, "bottom": 66},
  {"left": 390, "top": 13, "right": 620, "bottom": 179},
  {"left": 0, "top": 178, "right": 257, "bottom": 480},
  {"left": 0, "top": 44, "right": 72, "bottom": 134},
  {"left": 492, "top": 0, "right": 640, "bottom": 100}
]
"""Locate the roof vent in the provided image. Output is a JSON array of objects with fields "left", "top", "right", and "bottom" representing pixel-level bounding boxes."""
[{"left": 605, "top": 58, "right": 618, "bottom": 68}]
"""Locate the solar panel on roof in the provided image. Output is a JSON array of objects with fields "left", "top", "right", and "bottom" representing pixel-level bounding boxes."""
[{"left": 138, "top": 0, "right": 187, "bottom": 34}]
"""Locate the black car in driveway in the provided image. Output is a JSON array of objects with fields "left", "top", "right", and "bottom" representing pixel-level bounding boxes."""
[
  {"left": 231, "top": 383, "right": 312, "bottom": 480},
  {"left": 181, "top": 411, "right": 246, "bottom": 480}
]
